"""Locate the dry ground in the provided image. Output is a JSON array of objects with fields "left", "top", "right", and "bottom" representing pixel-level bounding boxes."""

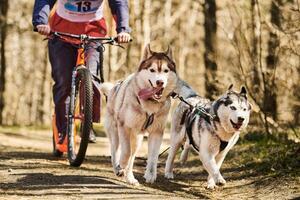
[{"left": 0, "top": 126, "right": 299, "bottom": 199}]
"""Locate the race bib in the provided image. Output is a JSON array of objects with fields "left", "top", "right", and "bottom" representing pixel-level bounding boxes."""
[{"left": 57, "top": 0, "right": 104, "bottom": 22}]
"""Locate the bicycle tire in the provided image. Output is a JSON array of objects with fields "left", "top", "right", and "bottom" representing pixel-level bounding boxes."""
[
  {"left": 67, "top": 67, "right": 93, "bottom": 167},
  {"left": 98, "top": 45, "right": 104, "bottom": 83}
]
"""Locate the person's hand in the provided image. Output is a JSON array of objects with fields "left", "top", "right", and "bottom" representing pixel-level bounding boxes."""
[
  {"left": 36, "top": 24, "right": 51, "bottom": 36},
  {"left": 117, "top": 32, "right": 131, "bottom": 43}
]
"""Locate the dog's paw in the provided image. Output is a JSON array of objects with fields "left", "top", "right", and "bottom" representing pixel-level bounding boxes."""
[
  {"left": 125, "top": 175, "right": 139, "bottom": 186},
  {"left": 164, "top": 172, "right": 174, "bottom": 179},
  {"left": 207, "top": 183, "right": 216, "bottom": 190},
  {"left": 207, "top": 177, "right": 217, "bottom": 190},
  {"left": 216, "top": 175, "right": 226, "bottom": 186},
  {"left": 144, "top": 172, "right": 157, "bottom": 183},
  {"left": 115, "top": 165, "right": 125, "bottom": 177},
  {"left": 207, "top": 179, "right": 216, "bottom": 190},
  {"left": 116, "top": 170, "right": 125, "bottom": 177}
]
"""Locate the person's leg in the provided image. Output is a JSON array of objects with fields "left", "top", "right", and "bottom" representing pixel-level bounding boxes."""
[{"left": 48, "top": 38, "right": 77, "bottom": 137}]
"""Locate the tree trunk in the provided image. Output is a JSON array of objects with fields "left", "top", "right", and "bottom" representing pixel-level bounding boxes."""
[
  {"left": 203, "top": 0, "right": 218, "bottom": 100},
  {"left": 263, "top": 0, "right": 281, "bottom": 120},
  {"left": 250, "top": 0, "right": 261, "bottom": 95},
  {"left": 0, "top": 0, "right": 9, "bottom": 125},
  {"left": 293, "top": 60, "right": 300, "bottom": 125},
  {"left": 142, "top": 0, "right": 150, "bottom": 45}
]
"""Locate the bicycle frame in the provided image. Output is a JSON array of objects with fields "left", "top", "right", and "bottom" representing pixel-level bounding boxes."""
[
  {"left": 66, "top": 40, "right": 90, "bottom": 155},
  {"left": 51, "top": 31, "right": 128, "bottom": 163}
]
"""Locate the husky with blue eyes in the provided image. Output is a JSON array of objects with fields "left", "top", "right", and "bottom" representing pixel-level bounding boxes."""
[{"left": 165, "top": 84, "right": 252, "bottom": 189}]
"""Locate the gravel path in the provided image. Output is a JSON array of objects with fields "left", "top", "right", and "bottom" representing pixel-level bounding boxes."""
[{"left": 0, "top": 127, "right": 299, "bottom": 199}]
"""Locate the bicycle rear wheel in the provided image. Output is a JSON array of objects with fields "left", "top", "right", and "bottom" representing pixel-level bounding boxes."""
[{"left": 67, "top": 67, "right": 93, "bottom": 167}]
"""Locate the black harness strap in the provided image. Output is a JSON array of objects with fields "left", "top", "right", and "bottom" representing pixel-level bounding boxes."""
[
  {"left": 136, "top": 95, "right": 155, "bottom": 131},
  {"left": 141, "top": 113, "right": 154, "bottom": 131},
  {"left": 180, "top": 109, "right": 189, "bottom": 125},
  {"left": 185, "top": 109, "right": 200, "bottom": 152},
  {"left": 136, "top": 96, "right": 141, "bottom": 105},
  {"left": 170, "top": 91, "right": 198, "bottom": 99}
]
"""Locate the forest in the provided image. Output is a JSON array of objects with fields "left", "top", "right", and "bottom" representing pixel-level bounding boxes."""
[
  {"left": 0, "top": 0, "right": 299, "bottom": 131},
  {"left": 0, "top": 0, "right": 299, "bottom": 199},
  {"left": 0, "top": 0, "right": 299, "bottom": 136}
]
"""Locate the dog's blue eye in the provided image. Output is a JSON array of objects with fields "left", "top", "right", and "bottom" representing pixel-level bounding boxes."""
[
  {"left": 230, "top": 106, "right": 237, "bottom": 110},
  {"left": 150, "top": 69, "right": 155, "bottom": 73},
  {"left": 164, "top": 69, "right": 169, "bottom": 73}
]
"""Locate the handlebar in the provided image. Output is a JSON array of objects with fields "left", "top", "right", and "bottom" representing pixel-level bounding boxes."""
[{"left": 51, "top": 31, "right": 132, "bottom": 46}]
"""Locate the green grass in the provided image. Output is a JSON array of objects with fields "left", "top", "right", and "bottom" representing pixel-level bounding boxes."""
[{"left": 231, "top": 131, "right": 300, "bottom": 177}]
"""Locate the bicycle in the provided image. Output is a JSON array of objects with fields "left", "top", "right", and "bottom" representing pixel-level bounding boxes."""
[{"left": 50, "top": 31, "right": 128, "bottom": 167}]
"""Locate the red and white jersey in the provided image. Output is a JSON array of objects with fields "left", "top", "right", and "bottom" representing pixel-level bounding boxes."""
[{"left": 56, "top": 0, "right": 104, "bottom": 22}]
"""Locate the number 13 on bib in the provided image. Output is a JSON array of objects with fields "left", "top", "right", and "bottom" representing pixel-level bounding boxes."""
[{"left": 57, "top": 0, "right": 104, "bottom": 22}]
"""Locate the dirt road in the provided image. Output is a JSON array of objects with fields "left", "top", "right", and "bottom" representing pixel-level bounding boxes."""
[{"left": 0, "top": 127, "right": 299, "bottom": 199}]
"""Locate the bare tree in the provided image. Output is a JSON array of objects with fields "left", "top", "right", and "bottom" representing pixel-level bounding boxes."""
[
  {"left": 203, "top": 0, "right": 218, "bottom": 99},
  {"left": 0, "top": 0, "right": 298, "bottom": 130},
  {"left": 263, "top": 0, "right": 281, "bottom": 120},
  {"left": 0, "top": 0, "right": 8, "bottom": 124},
  {"left": 250, "top": 0, "right": 261, "bottom": 95}
]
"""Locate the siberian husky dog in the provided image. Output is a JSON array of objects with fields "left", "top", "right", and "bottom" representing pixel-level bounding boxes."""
[
  {"left": 100, "top": 44, "right": 178, "bottom": 185},
  {"left": 165, "top": 85, "right": 251, "bottom": 189}
]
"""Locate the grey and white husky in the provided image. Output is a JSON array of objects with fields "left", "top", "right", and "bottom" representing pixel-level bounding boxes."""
[
  {"left": 100, "top": 44, "right": 178, "bottom": 185},
  {"left": 165, "top": 85, "right": 251, "bottom": 189}
]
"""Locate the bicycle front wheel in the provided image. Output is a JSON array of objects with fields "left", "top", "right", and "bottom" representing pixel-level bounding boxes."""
[{"left": 67, "top": 67, "right": 93, "bottom": 167}]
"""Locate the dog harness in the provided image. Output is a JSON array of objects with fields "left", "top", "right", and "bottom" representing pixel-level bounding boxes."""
[
  {"left": 141, "top": 113, "right": 154, "bottom": 131},
  {"left": 182, "top": 104, "right": 229, "bottom": 153},
  {"left": 171, "top": 92, "right": 229, "bottom": 152},
  {"left": 137, "top": 92, "right": 176, "bottom": 131},
  {"left": 135, "top": 95, "right": 155, "bottom": 131},
  {"left": 185, "top": 108, "right": 200, "bottom": 152}
]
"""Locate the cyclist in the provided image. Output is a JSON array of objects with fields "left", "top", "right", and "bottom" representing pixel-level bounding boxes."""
[{"left": 32, "top": 0, "right": 131, "bottom": 143}]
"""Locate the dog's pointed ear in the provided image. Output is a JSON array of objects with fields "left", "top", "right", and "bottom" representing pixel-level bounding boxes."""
[
  {"left": 165, "top": 45, "right": 173, "bottom": 59},
  {"left": 142, "top": 43, "right": 153, "bottom": 60},
  {"left": 248, "top": 102, "right": 252, "bottom": 111},
  {"left": 240, "top": 86, "right": 247, "bottom": 96},
  {"left": 228, "top": 84, "right": 234, "bottom": 91}
]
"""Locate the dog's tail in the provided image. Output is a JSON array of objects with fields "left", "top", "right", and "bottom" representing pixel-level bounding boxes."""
[{"left": 99, "top": 82, "right": 114, "bottom": 96}]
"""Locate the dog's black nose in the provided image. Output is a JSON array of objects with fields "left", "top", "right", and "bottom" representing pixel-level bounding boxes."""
[
  {"left": 238, "top": 117, "right": 244, "bottom": 123},
  {"left": 156, "top": 80, "right": 164, "bottom": 87}
]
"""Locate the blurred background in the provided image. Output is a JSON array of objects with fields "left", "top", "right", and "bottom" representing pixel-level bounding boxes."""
[
  {"left": 0, "top": 1, "right": 299, "bottom": 198},
  {"left": 0, "top": 0, "right": 299, "bottom": 138}
]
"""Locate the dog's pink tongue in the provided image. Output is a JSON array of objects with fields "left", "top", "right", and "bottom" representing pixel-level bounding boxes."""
[{"left": 138, "top": 87, "right": 160, "bottom": 100}]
